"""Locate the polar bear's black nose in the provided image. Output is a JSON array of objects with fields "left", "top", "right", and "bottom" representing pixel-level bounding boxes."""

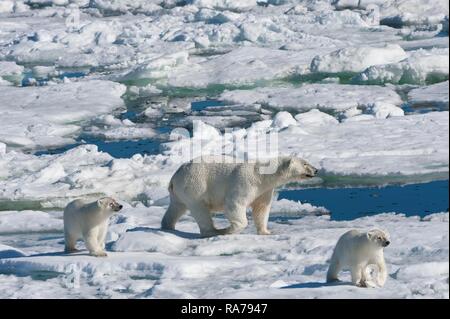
[
  {"left": 118, "top": 205, "right": 123, "bottom": 210},
  {"left": 384, "top": 241, "right": 390, "bottom": 247}
]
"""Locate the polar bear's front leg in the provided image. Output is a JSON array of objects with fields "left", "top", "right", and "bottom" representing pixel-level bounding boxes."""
[
  {"left": 375, "top": 253, "right": 388, "bottom": 287},
  {"left": 97, "top": 222, "right": 108, "bottom": 250},
  {"left": 251, "top": 190, "right": 274, "bottom": 235},
  {"left": 351, "top": 264, "right": 366, "bottom": 287},
  {"left": 84, "top": 228, "right": 107, "bottom": 257}
]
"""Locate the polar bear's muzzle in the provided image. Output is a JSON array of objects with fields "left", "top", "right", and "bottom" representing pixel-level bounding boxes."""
[{"left": 304, "top": 167, "right": 319, "bottom": 178}]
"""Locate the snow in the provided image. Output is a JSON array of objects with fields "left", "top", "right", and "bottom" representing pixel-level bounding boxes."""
[
  {"left": 355, "top": 48, "right": 449, "bottom": 84},
  {"left": 0, "top": 0, "right": 448, "bottom": 300},
  {"left": 0, "top": 80, "right": 126, "bottom": 150},
  {"left": 379, "top": 0, "right": 449, "bottom": 28},
  {"left": 0, "top": 111, "right": 447, "bottom": 205},
  {"left": 86, "top": 115, "right": 158, "bottom": 140},
  {"left": 165, "top": 47, "right": 328, "bottom": 89},
  {"left": 408, "top": 81, "right": 449, "bottom": 109},
  {"left": 311, "top": 44, "right": 407, "bottom": 74},
  {"left": 0, "top": 205, "right": 447, "bottom": 298},
  {"left": 219, "top": 84, "right": 403, "bottom": 115},
  {"left": 0, "top": 61, "right": 24, "bottom": 85},
  {"left": 0, "top": 210, "right": 62, "bottom": 234},
  {"left": 187, "top": 0, "right": 258, "bottom": 11}
]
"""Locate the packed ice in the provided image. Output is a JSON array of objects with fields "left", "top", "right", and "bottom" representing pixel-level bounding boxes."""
[{"left": 0, "top": 0, "right": 448, "bottom": 299}]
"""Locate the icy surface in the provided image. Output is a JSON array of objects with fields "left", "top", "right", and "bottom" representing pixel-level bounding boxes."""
[
  {"left": 0, "top": 205, "right": 447, "bottom": 298},
  {"left": 311, "top": 44, "right": 407, "bottom": 74},
  {"left": 0, "top": 80, "right": 126, "bottom": 150},
  {"left": 408, "top": 81, "right": 449, "bottom": 109},
  {"left": 0, "top": 111, "right": 448, "bottom": 205},
  {"left": 0, "top": 0, "right": 448, "bottom": 300},
  {"left": 355, "top": 48, "right": 449, "bottom": 84},
  {"left": 219, "top": 84, "right": 403, "bottom": 115}
]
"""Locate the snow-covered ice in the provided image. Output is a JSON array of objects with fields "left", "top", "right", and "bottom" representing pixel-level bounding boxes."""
[
  {"left": 219, "top": 84, "right": 403, "bottom": 115},
  {"left": 0, "top": 204, "right": 447, "bottom": 298},
  {"left": 355, "top": 48, "right": 449, "bottom": 84},
  {"left": 408, "top": 81, "right": 449, "bottom": 109},
  {"left": 0, "top": 80, "right": 126, "bottom": 150},
  {"left": 0, "top": 111, "right": 447, "bottom": 206},
  {"left": 0, "top": 0, "right": 448, "bottom": 299}
]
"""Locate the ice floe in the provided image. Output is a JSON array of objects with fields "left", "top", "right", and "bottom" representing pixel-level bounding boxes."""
[
  {"left": 407, "top": 81, "right": 449, "bottom": 109},
  {"left": 311, "top": 44, "right": 407, "bottom": 74},
  {"left": 355, "top": 48, "right": 449, "bottom": 84},
  {"left": 0, "top": 111, "right": 448, "bottom": 205},
  {"left": 0, "top": 80, "right": 126, "bottom": 150},
  {"left": 219, "top": 84, "right": 403, "bottom": 115},
  {"left": 0, "top": 205, "right": 447, "bottom": 298}
]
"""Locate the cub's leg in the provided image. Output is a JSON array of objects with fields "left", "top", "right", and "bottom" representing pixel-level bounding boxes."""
[
  {"left": 161, "top": 193, "right": 187, "bottom": 230},
  {"left": 351, "top": 264, "right": 366, "bottom": 287},
  {"left": 64, "top": 232, "right": 79, "bottom": 253},
  {"left": 251, "top": 190, "right": 274, "bottom": 235},
  {"left": 326, "top": 254, "right": 342, "bottom": 283},
  {"left": 97, "top": 222, "right": 108, "bottom": 250},
  {"left": 375, "top": 253, "right": 388, "bottom": 287},
  {"left": 84, "top": 228, "right": 107, "bottom": 257}
]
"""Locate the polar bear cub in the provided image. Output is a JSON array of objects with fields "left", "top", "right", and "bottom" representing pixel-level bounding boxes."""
[
  {"left": 161, "top": 155, "right": 318, "bottom": 237},
  {"left": 327, "top": 229, "right": 390, "bottom": 287},
  {"left": 64, "top": 197, "right": 123, "bottom": 257}
]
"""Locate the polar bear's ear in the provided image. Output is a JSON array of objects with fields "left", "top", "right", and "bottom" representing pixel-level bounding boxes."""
[
  {"left": 367, "top": 230, "right": 377, "bottom": 240},
  {"left": 97, "top": 198, "right": 107, "bottom": 208},
  {"left": 280, "top": 157, "right": 293, "bottom": 169}
]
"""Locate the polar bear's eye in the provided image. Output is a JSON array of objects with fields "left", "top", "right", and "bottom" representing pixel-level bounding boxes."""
[{"left": 110, "top": 203, "right": 114, "bottom": 207}]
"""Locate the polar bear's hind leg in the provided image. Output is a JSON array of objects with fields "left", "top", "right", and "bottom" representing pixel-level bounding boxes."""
[
  {"left": 189, "top": 202, "right": 221, "bottom": 237},
  {"left": 64, "top": 233, "right": 79, "bottom": 253},
  {"left": 326, "top": 255, "right": 341, "bottom": 283},
  {"left": 161, "top": 193, "right": 188, "bottom": 230},
  {"left": 222, "top": 201, "right": 248, "bottom": 235}
]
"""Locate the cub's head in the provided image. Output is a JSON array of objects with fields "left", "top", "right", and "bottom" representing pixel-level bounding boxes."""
[
  {"left": 367, "top": 229, "right": 390, "bottom": 248},
  {"left": 279, "top": 157, "right": 318, "bottom": 181},
  {"left": 97, "top": 197, "right": 123, "bottom": 213}
]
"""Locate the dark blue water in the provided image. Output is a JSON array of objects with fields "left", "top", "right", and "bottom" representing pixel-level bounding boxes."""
[
  {"left": 278, "top": 180, "right": 449, "bottom": 221},
  {"left": 35, "top": 136, "right": 161, "bottom": 158},
  {"left": 191, "top": 99, "right": 225, "bottom": 111}
]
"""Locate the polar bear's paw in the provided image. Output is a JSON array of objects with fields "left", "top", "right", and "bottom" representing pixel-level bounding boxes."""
[
  {"left": 257, "top": 229, "right": 272, "bottom": 235},
  {"left": 356, "top": 280, "right": 375, "bottom": 288},
  {"left": 90, "top": 251, "right": 108, "bottom": 257}
]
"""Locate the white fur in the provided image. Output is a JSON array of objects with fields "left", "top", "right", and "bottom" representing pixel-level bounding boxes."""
[
  {"left": 63, "top": 197, "right": 122, "bottom": 257},
  {"left": 327, "top": 229, "right": 390, "bottom": 287},
  {"left": 161, "top": 156, "right": 317, "bottom": 237}
]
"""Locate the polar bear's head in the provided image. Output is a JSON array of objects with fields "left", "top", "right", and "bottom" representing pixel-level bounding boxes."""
[
  {"left": 367, "top": 229, "right": 390, "bottom": 248},
  {"left": 97, "top": 197, "right": 123, "bottom": 213},
  {"left": 278, "top": 157, "right": 318, "bottom": 181}
]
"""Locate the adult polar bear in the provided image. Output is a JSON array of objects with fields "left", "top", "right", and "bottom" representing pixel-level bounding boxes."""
[{"left": 161, "top": 156, "right": 318, "bottom": 237}]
